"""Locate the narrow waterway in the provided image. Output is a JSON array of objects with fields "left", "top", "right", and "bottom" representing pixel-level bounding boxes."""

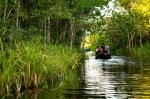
[{"left": 21, "top": 55, "right": 150, "bottom": 99}]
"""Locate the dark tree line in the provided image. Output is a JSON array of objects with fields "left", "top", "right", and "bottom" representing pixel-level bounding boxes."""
[{"left": 0, "top": 0, "right": 110, "bottom": 48}]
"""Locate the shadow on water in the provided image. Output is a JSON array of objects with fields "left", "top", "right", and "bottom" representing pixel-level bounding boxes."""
[{"left": 16, "top": 54, "right": 150, "bottom": 99}]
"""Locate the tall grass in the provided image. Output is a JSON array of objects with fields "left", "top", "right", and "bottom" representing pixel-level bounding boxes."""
[
  {"left": 0, "top": 36, "right": 81, "bottom": 97},
  {"left": 130, "top": 44, "right": 150, "bottom": 62}
]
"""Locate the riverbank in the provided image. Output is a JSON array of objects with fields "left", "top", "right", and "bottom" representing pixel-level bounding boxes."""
[
  {"left": 130, "top": 44, "right": 150, "bottom": 62},
  {"left": 0, "top": 37, "right": 82, "bottom": 98}
]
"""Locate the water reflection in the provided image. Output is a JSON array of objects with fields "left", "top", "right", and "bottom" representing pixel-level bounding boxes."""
[
  {"left": 19, "top": 55, "right": 150, "bottom": 99},
  {"left": 83, "top": 56, "right": 150, "bottom": 99},
  {"left": 84, "top": 56, "right": 128, "bottom": 99}
]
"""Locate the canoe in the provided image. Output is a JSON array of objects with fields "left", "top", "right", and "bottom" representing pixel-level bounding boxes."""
[{"left": 95, "top": 53, "right": 111, "bottom": 59}]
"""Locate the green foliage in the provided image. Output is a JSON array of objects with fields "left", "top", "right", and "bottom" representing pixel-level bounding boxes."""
[
  {"left": 0, "top": 27, "right": 42, "bottom": 46},
  {"left": 0, "top": 36, "right": 81, "bottom": 97},
  {"left": 82, "top": 32, "right": 111, "bottom": 51},
  {"left": 0, "top": 0, "right": 110, "bottom": 47},
  {"left": 118, "top": 0, "right": 150, "bottom": 17},
  {"left": 82, "top": 0, "right": 150, "bottom": 55},
  {"left": 103, "top": 0, "right": 150, "bottom": 52},
  {"left": 130, "top": 44, "right": 150, "bottom": 62},
  {"left": 0, "top": 0, "right": 111, "bottom": 96},
  {"left": 77, "top": 0, "right": 109, "bottom": 13}
]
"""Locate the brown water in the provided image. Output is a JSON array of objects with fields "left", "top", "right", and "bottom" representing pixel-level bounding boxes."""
[{"left": 18, "top": 55, "right": 150, "bottom": 99}]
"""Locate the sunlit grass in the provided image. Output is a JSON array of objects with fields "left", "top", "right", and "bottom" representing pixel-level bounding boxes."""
[{"left": 0, "top": 37, "right": 81, "bottom": 97}]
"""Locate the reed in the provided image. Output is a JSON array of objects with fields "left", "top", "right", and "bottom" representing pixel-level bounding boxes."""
[
  {"left": 0, "top": 37, "right": 81, "bottom": 97},
  {"left": 130, "top": 44, "right": 150, "bottom": 62}
]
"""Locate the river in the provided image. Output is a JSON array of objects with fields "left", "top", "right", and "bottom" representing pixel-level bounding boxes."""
[{"left": 18, "top": 54, "right": 150, "bottom": 99}]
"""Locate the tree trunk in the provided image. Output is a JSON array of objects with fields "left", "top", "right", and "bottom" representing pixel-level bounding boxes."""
[
  {"left": 128, "top": 33, "right": 131, "bottom": 51},
  {"left": 3, "top": 0, "right": 8, "bottom": 26},
  {"left": 64, "top": 23, "right": 67, "bottom": 42},
  {"left": 47, "top": 16, "right": 51, "bottom": 43},
  {"left": 82, "top": 34, "right": 86, "bottom": 51},
  {"left": 56, "top": 20, "right": 59, "bottom": 43},
  {"left": 59, "top": 23, "right": 63, "bottom": 43},
  {"left": 139, "top": 32, "right": 142, "bottom": 47},
  {"left": 69, "top": 18, "right": 75, "bottom": 51},
  {"left": 16, "top": 0, "right": 20, "bottom": 28},
  {"left": 131, "top": 32, "right": 135, "bottom": 48},
  {"left": 44, "top": 18, "right": 47, "bottom": 47},
  {"left": 6, "top": 9, "right": 13, "bottom": 19}
]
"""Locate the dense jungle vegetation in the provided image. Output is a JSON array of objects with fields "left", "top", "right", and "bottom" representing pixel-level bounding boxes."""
[
  {"left": 0, "top": 0, "right": 150, "bottom": 97},
  {"left": 85, "top": 0, "right": 150, "bottom": 60},
  {"left": 0, "top": 0, "right": 110, "bottom": 97}
]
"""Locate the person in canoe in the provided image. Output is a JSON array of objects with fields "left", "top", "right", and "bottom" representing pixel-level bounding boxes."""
[{"left": 95, "top": 43, "right": 111, "bottom": 59}]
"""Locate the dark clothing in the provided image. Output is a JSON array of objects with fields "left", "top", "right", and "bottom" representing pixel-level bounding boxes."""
[
  {"left": 100, "top": 45, "right": 108, "bottom": 54},
  {"left": 95, "top": 44, "right": 111, "bottom": 59}
]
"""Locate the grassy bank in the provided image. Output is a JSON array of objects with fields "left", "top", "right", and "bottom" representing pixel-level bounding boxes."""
[
  {"left": 130, "top": 44, "right": 150, "bottom": 62},
  {"left": 0, "top": 37, "right": 82, "bottom": 97}
]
